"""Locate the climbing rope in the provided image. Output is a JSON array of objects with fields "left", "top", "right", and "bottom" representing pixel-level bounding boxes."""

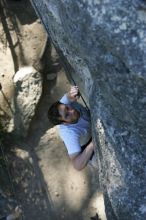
[{"left": 61, "top": 60, "right": 90, "bottom": 111}]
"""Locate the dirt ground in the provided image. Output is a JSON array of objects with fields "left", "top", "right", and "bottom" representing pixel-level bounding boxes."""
[{"left": 0, "top": 1, "right": 107, "bottom": 220}]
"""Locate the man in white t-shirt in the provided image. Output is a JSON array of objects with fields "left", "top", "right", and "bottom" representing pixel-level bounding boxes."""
[{"left": 48, "top": 86, "right": 94, "bottom": 170}]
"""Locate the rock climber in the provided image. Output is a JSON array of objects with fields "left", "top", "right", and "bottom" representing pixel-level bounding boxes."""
[{"left": 48, "top": 86, "right": 96, "bottom": 170}]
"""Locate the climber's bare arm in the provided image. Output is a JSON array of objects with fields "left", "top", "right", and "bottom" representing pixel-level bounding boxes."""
[{"left": 69, "top": 141, "right": 94, "bottom": 171}]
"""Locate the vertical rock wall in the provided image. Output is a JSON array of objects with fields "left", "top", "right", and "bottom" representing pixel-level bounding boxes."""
[{"left": 31, "top": 0, "right": 146, "bottom": 219}]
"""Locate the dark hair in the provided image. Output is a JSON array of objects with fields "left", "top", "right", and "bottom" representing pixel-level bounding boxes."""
[{"left": 48, "top": 101, "right": 63, "bottom": 125}]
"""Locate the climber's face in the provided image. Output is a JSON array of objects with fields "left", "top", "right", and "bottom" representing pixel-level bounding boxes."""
[{"left": 58, "top": 104, "right": 80, "bottom": 124}]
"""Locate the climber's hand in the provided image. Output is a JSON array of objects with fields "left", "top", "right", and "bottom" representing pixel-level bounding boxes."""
[{"left": 67, "top": 86, "right": 79, "bottom": 101}]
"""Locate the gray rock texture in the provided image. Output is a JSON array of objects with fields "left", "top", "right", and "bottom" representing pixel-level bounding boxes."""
[
  {"left": 31, "top": 0, "right": 146, "bottom": 219},
  {"left": 12, "top": 66, "right": 42, "bottom": 137}
]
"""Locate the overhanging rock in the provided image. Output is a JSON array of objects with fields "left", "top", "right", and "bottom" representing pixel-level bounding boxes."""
[{"left": 31, "top": 1, "right": 146, "bottom": 219}]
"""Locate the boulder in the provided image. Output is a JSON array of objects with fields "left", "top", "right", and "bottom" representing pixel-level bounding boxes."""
[
  {"left": 31, "top": 0, "right": 146, "bottom": 219},
  {"left": 12, "top": 66, "right": 42, "bottom": 137}
]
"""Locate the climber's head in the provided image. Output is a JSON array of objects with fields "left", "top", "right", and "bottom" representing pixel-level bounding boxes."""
[{"left": 48, "top": 102, "right": 80, "bottom": 125}]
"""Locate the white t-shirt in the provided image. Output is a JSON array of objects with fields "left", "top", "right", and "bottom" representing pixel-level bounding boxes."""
[{"left": 59, "top": 94, "right": 91, "bottom": 156}]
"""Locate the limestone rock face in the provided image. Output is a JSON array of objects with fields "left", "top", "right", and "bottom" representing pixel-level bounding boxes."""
[
  {"left": 31, "top": 0, "right": 146, "bottom": 219},
  {"left": 12, "top": 66, "right": 42, "bottom": 137}
]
